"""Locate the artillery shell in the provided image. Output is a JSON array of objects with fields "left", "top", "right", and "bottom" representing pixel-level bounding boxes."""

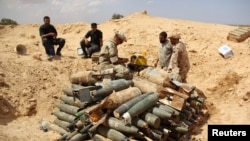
[
  {"left": 149, "top": 107, "right": 172, "bottom": 119},
  {"left": 104, "top": 117, "right": 139, "bottom": 134},
  {"left": 133, "top": 76, "right": 157, "bottom": 93},
  {"left": 113, "top": 93, "right": 150, "bottom": 118},
  {"left": 52, "top": 111, "right": 76, "bottom": 123},
  {"left": 60, "top": 95, "right": 85, "bottom": 108},
  {"left": 63, "top": 88, "right": 74, "bottom": 96},
  {"left": 97, "top": 125, "right": 129, "bottom": 141},
  {"left": 69, "top": 133, "right": 88, "bottom": 141},
  {"left": 122, "top": 93, "right": 159, "bottom": 122},
  {"left": 131, "top": 117, "right": 148, "bottom": 129},
  {"left": 174, "top": 126, "right": 188, "bottom": 133},
  {"left": 157, "top": 104, "right": 180, "bottom": 116},
  {"left": 140, "top": 112, "right": 161, "bottom": 129},
  {"left": 53, "top": 119, "right": 71, "bottom": 131},
  {"left": 103, "top": 87, "right": 142, "bottom": 110},
  {"left": 56, "top": 103, "right": 80, "bottom": 115},
  {"left": 92, "top": 134, "right": 112, "bottom": 141}
]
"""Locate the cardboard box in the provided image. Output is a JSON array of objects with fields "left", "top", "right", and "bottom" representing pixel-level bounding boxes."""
[{"left": 218, "top": 45, "right": 234, "bottom": 59}]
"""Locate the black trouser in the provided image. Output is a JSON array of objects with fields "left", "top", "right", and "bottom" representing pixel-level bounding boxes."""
[
  {"left": 80, "top": 40, "right": 100, "bottom": 57},
  {"left": 42, "top": 38, "right": 65, "bottom": 56}
]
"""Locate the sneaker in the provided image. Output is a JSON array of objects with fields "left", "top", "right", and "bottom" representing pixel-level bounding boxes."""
[
  {"left": 47, "top": 55, "right": 54, "bottom": 61},
  {"left": 81, "top": 55, "right": 88, "bottom": 59}
]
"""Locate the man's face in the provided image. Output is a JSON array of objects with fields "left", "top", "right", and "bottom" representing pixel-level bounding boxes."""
[
  {"left": 159, "top": 35, "right": 166, "bottom": 43},
  {"left": 170, "top": 38, "right": 179, "bottom": 45},
  {"left": 44, "top": 18, "right": 50, "bottom": 25},
  {"left": 117, "top": 37, "right": 123, "bottom": 44},
  {"left": 91, "top": 26, "right": 97, "bottom": 31}
]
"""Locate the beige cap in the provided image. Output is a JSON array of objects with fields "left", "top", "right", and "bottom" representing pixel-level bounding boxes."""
[
  {"left": 115, "top": 31, "right": 127, "bottom": 42},
  {"left": 168, "top": 33, "right": 181, "bottom": 39}
]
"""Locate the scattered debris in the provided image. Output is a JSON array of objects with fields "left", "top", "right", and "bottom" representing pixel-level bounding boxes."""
[
  {"left": 15, "top": 44, "right": 27, "bottom": 55},
  {"left": 218, "top": 45, "right": 234, "bottom": 59}
]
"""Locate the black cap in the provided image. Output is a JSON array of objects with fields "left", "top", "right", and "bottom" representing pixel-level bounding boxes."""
[{"left": 91, "top": 23, "right": 97, "bottom": 27}]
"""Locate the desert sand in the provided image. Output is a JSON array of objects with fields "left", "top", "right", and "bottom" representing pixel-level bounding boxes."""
[{"left": 0, "top": 11, "right": 249, "bottom": 141}]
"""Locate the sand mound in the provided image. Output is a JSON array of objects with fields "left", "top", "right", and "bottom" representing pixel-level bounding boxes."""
[{"left": 0, "top": 12, "right": 249, "bottom": 141}]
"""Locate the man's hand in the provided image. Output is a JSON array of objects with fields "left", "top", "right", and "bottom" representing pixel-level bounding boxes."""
[
  {"left": 49, "top": 32, "right": 56, "bottom": 37},
  {"left": 84, "top": 39, "right": 89, "bottom": 45}
]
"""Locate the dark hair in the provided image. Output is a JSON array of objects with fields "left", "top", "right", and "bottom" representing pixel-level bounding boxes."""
[
  {"left": 43, "top": 16, "right": 50, "bottom": 20},
  {"left": 159, "top": 31, "right": 167, "bottom": 38},
  {"left": 91, "top": 23, "right": 97, "bottom": 27},
  {"left": 130, "top": 55, "right": 137, "bottom": 60}
]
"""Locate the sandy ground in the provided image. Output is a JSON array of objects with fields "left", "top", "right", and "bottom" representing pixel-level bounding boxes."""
[{"left": 0, "top": 11, "right": 249, "bottom": 141}]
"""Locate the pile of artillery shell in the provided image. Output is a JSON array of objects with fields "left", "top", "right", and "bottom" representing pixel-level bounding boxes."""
[{"left": 50, "top": 70, "right": 209, "bottom": 141}]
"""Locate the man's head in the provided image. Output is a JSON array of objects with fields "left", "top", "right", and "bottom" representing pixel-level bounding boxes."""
[
  {"left": 91, "top": 23, "right": 97, "bottom": 31},
  {"left": 43, "top": 16, "right": 50, "bottom": 25},
  {"left": 130, "top": 55, "right": 137, "bottom": 63},
  {"left": 168, "top": 33, "right": 181, "bottom": 45},
  {"left": 159, "top": 31, "right": 167, "bottom": 43},
  {"left": 114, "top": 31, "right": 127, "bottom": 45}
]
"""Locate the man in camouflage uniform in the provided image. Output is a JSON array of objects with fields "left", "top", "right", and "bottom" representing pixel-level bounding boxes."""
[
  {"left": 167, "top": 33, "right": 190, "bottom": 82},
  {"left": 98, "top": 31, "right": 132, "bottom": 79}
]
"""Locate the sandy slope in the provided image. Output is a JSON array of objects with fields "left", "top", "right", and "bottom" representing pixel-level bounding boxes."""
[{"left": 0, "top": 11, "right": 249, "bottom": 141}]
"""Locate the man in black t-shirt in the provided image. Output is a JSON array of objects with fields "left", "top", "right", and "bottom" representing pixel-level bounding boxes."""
[
  {"left": 80, "top": 23, "right": 103, "bottom": 58},
  {"left": 39, "top": 16, "right": 65, "bottom": 58}
]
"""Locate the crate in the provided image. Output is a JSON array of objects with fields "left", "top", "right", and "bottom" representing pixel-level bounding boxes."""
[{"left": 227, "top": 27, "right": 250, "bottom": 42}]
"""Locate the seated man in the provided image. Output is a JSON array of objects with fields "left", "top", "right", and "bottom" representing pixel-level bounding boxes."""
[
  {"left": 98, "top": 31, "right": 132, "bottom": 80},
  {"left": 39, "top": 16, "right": 65, "bottom": 59},
  {"left": 80, "top": 23, "right": 103, "bottom": 58}
]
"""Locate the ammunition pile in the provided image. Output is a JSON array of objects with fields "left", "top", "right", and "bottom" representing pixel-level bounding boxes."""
[{"left": 49, "top": 68, "right": 209, "bottom": 141}]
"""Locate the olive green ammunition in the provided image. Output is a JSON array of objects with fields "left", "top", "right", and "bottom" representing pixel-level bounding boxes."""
[
  {"left": 149, "top": 107, "right": 172, "bottom": 119},
  {"left": 63, "top": 88, "right": 74, "bottom": 96},
  {"left": 40, "top": 120, "right": 68, "bottom": 135},
  {"left": 174, "top": 126, "right": 188, "bottom": 133},
  {"left": 53, "top": 118, "right": 71, "bottom": 131},
  {"left": 92, "top": 134, "right": 112, "bottom": 141},
  {"left": 97, "top": 125, "right": 129, "bottom": 141},
  {"left": 69, "top": 133, "right": 88, "bottom": 141},
  {"left": 122, "top": 93, "right": 159, "bottom": 122},
  {"left": 104, "top": 117, "right": 139, "bottom": 134},
  {"left": 113, "top": 93, "right": 150, "bottom": 118},
  {"left": 66, "top": 130, "right": 78, "bottom": 140},
  {"left": 52, "top": 111, "right": 76, "bottom": 123},
  {"left": 140, "top": 112, "right": 161, "bottom": 129},
  {"left": 131, "top": 117, "right": 148, "bottom": 129},
  {"left": 158, "top": 104, "right": 180, "bottom": 116},
  {"left": 94, "top": 79, "right": 134, "bottom": 98},
  {"left": 56, "top": 103, "right": 80, "bottom": 115},
  {"left": 151, "top": 130, "right": 164, "bottom": 141},
  {"left": 60, "top": 95, "right": 85, "bottom": 108}
]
